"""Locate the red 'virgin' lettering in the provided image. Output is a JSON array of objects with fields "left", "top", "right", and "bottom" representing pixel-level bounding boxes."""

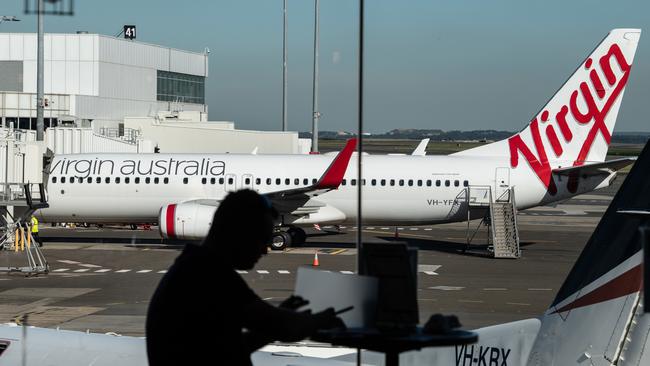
[{"left": 508, "top": 119, "right": 557, "bottom": 194}]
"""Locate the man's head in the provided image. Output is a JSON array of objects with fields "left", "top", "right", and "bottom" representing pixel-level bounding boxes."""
[{"left": 205, "top": 189, "right": 278, "bottom": 269}]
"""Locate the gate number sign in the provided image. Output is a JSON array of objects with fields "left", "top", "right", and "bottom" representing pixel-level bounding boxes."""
[{"left": 124, "top": 25, "right": 136, "bottom": 40}]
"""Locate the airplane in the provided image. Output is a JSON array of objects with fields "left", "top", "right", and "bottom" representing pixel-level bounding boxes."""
[
  {"left": 35, "top": 29, "right": 640, "bottom": 249},
  {"left": 2, "top": 130, "right": 649, "bottom": 366}
]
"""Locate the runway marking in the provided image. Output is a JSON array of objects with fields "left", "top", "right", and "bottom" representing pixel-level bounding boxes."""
[
  {"left": 339, "top": 226, "right": 347, "bottom": 229},
  {"left": 506, "top": 302, "right": 531, "bottom": 306},
  {"left": 52, "top": 268, "right": 70, "bottom": 272},
  {"left": 278, "top": 270, "right": 290, "bottom": 274},
  {"left": 528, "top": 288, "right": 553, "bottom": 291},
  {"left": 340, "top": 271, "right": 354, "bottom": 274},
  {"left": 236, "top": 270, "right": 248, "bottom": 274},
  {"left": 364, "top": 229, "right": 432, "bottom": 239},
  {"left": 397, "top": 227, "right": 404, "bottom": 231},
  {"left": 94, "top": 269, "right": 111, "bottom": 273},
  {"left": 424, "top": 228, "right": 433, "bottom": 231},
  {"left": 366, "top": 227, "right": 375, "bottom": 230},
  {"left": 418, "top": 265, "right": 441, "bottom": 275},
  {"left": 73, "top": 268, "right": 90, "bottom": 273},
  {"left": 423, "top": 271, "right": 438, "bottom": 276},
  {"left": 57, "top": 260, "right": 80, "bottom": 265},
  {"left": 458, "top": 299, "right": 484, "bottom": 303},
  {"left": 79, "top": 263, "right": 102, "bottom": 268},
  {"left": 409, "top": 228, "right": 419, "bottom": 231},
  {"left": 330, "top": 249, "right": 347, "bottom": 255},
  {"left": 429, "top": 286, "right": 464, "bottom": 291},
  {"left": 257, "top": 270, "right": 270, "bottom": 274},
  {"left": 137, "top": 270, "right": 152, "bottom": 273},
  {"left": 483, "top": 288, "right": 508, "bottom": 291},
  {"left": 157, "top": 270, "right": 167, "bottom": 274},
  {"left": 115, "top": 269, "right": 131, "bottom": 273}
]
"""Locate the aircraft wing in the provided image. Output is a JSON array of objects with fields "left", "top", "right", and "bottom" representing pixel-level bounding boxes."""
[
  {"left": 265, "top": 138, "right": 357, "bottom": 201},
  {"left": 552, "top": 157, "right": 636, "bottom": 177}
]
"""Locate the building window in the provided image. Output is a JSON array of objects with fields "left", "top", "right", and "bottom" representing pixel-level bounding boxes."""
[{"left": 156, "top": 70, "right": 205, "bottom": 104}]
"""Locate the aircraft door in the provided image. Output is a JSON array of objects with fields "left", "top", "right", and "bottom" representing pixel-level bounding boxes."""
[
  {"left": 225, "top": 174, "right": 237, "bottom": 192},
  {"left": 494, "top": 167, "right": 510, "bottom": 201},
  {"left": 242, "top": 174, "right": 254, "bottom": 190}
]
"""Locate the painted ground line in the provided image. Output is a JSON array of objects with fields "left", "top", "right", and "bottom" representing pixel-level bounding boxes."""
[
  {"left": 52, "top": 268, "right": 69, "bottom": 272},
  {"left": 137, "top": 270, "right": 152, "bottom": 273},
  {"left": 157, "top": 270, "right": 167, "bottom": 274},
  {"left": 528, "top": 288, "right": 553, "bottom": 291},
  {"left": 423, "top": 271, "right": 438, "bottom": 276},
  {"left": 409, "top": 228, "right": 419, "bottom": 231},
  {"left": 57, "top": 260, "right": 80, "bottom": 265},
  {"left": 366, "top": 227, "right": 375, "bottom": 230},
  {"left": 115, "top": 269, "right": 131, "bottom": 273},
  {"left": 278, "top": 270, "right": 290, "bottom": 274},
  {"left": 397, "top": 228, "right": 404, "bottom": 231},
  {"left": 428, "top": 286, "right": 464, "bottom": 291},
  {"left": 340, "top": 271, "right": 354, "bottom": 274},
  {"left": 236, "top": 270, "right": 248, "bottom": 274},
  {"left": 79, "top": 263, "right": 102, "bottom": 268},
  {"left": 483, "top": 288, "right": 508, "bottom": 291},
  {"left": 257, "top": 270, "right": 270, "bottom": 274},
  {"left": 381, "top": 227, "right": 390, "bottom": 230},
  {"left": 94, "top": 269, "right": 111, "bottom": 273},
  {"left": 73, "top": 268, "right": 90, "bottom": 273},
  {"left": 458, "top": 299, "right": 484, "bottom": 304},
  {"left": 506, "top": 302, "right": 531, "bottom": 306},
  {"left": 424, "top": 228, "right": 433, "bottom": 231}
]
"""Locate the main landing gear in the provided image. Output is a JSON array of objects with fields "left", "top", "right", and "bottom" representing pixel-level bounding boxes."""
[{"left": 270, "top": 226, "right": 307, "bottom": 251}]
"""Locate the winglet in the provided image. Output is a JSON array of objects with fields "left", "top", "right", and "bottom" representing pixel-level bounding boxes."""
[
  {"left": 411, "top": 138, "right": 429, "bottom": 156},
  {"left": 316, "top": 138, "right": 357, "bottom": 189}
]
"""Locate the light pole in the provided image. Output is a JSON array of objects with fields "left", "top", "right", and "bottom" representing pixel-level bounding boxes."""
[
  {"left": 36, "top": 0, "right": 45, "bottom": 141},
  {"left": 282, "top": 0, "right": 288, "bottom": 131},
  {"left": 310, "top": 0, "right": 321, "bottom": 153}
]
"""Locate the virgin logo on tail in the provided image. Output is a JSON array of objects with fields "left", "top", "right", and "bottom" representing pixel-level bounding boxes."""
[{"left": 508, "top": 43, "right": 631, "bottom": 195}]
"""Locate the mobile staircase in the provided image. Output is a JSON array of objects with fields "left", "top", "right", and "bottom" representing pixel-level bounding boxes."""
[
  {"left": 464, "top": 186, "right": 520, "bottom": 258},
  {"left": 0, "top": 183, "right": 50, "bottom": 275}
]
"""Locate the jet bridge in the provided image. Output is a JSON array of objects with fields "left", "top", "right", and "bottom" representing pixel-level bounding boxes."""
[{"left": 464, "top": 185, "right": 521, "bottom": 258}]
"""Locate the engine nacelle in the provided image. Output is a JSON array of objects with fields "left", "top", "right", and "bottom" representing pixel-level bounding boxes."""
[{"left": 159, "top": 202, "right": 218, "bottom": 240}]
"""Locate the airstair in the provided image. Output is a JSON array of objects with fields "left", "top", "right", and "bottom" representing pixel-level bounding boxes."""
[
  {"left": 465, "top": 185, "right": 520, "bottom": 258},
  {"left": 0, "top": 183, "right": 50, "bottom": 275}
]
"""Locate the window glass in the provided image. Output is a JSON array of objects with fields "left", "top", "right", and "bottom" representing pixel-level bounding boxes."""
[
  {"left": 342, "top": 179, "right": 347, "bottom": 186},
  {"left": 436, "top": 180, "right": 441, "bottom": 187},
  {"left": 52, "top": 177, "right": 57, "bottom": 183},
  {"left": 246, "top": 178, "right": 251, "bottom": 185},
  {"left": 390, "top": 179, "right": 395, "bottom": 186},
  {"left": 285, "top": 178, "right": 290, "bottom": 185},
  {"left": 445, "top": 180, "right": 450, "bottom": 187},
  {"left": 61, "top": 177, "right": 66, "bottom": 183},
  {"left": 408, "top": 179, "right": 413, "bottom": 186},
  {"left": 183, "top": 177, "right": 188, "bottom": 184},
  {"left": 87, "top": 177, "right": 92, "bottom": 183},
  {"left": 125, "top": 177, "right": 130, "bottom": 184},
  {"left": 145, "top": 177, "right": 150, "bottom": 184},
  {"left": 228, "top": 178, "right": 234, "bottom": 184},
  {"left": 164, "top": 177, "right": 169, "bottom": 184},
  {"left": 275, "top": 178, "right": 281, "bottom": 185},
  {"left": 156, "top": 70, "right": 205, "bottom": 104},
  {"left": 115, "top": 177, "right": 121, "bottom": 184},
  {"left": 399, "top": 179, "right": 405, "bottom": 186},
  {"left": 105, "top": 177, "right": 110, "bottom": 184},
  {"left": 426, "top": 180, "right": 432, "bottom": 187},
  {"left": 256, "top": 178, "right": 261, "bottom": 185},
  {"left": 219, "top": 178, "right": 225, "bottom": 184},
  {"left": 312, "top": 179, "right": 317, "bottom": 185},
  {"left": 351, "top": 179, "right": 357, "bottom": 186},
  {"left": 135, "top": 177, "right": 140, "bottom": 184},
  {"left": 293, "top": 178, "right": 299, "bottom": 185},
  {"left": 266, "top": 178, "right": 271, "bottom": 185},
  {"left": 154, "top": 177, "right": 160, "bottom": 184},
  {"left": 463, "top": 180, "right": 469, "bottom": 187},
  {"left": 303, "top": 178, "right": 309, "bottom": 185},
  {"left": 201, "top": 177, "right": 207, "bottom": 184},
  {"left": 69, "top": 177, "right": 74, "bottom": 184},
  {"left": 362, "top": 179, "right": 366, "bottom": 185},
  {"left": 417, "top": 180, "right": 422, "bottom": 187},
  {"left": 371, "top": 179, "right": 376, "bottom": 186},
  {"left": 380, "top": 179, "right": 386, "bottom": 186},
  {"left": 454, "top": 180, "right": 460, "bottom": 187},
  {"left": 211, "top": 178, "right": 216, "bottom": 184}
]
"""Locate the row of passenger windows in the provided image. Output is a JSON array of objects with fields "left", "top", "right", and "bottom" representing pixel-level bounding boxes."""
[{"left": 51, "top": 176, "right": 470, "bottom": 188}]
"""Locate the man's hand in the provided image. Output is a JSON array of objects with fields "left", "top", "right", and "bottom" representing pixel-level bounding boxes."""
[
  {"left": 312, "top": 308, "right": 346, "bottom": 331},
  {"left": 279, "top": 295, "right": 309, "bottom": 310}
]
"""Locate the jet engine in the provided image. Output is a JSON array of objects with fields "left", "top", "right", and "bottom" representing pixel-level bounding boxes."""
[{"left": 159, "top": 202, "right": 218, "bottom": 240}]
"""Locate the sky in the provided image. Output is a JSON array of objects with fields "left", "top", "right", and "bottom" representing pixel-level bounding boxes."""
[{"left": 2, "top": 0, "right": 649, "bottom": 133}]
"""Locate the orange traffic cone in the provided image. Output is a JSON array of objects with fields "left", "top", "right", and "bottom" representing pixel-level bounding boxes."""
[{"left": 312, "top": 251, "right": 320, "bottom": 267}]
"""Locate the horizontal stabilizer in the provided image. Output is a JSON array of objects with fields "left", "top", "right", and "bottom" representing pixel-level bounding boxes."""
[{"left": 552, "top": 157, "right": 635, "bottom": 176}]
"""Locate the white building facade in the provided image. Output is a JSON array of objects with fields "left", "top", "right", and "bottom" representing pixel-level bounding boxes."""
[{"left": 0, "top": 32, "right": 208, "bottom": 130}]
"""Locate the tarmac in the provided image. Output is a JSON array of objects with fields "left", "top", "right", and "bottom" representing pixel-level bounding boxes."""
[{"left": 0, "top": 178, "right": 621, "bottom": 336}]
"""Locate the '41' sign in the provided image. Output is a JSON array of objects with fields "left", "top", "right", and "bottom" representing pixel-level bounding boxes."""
[{"left": 124, "top": 25, "right": 136, "bottom": 40}]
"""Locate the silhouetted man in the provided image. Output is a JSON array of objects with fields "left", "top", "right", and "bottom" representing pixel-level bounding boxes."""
[{"left": 146, "top": 189, "right": 343, "bottom": 365}]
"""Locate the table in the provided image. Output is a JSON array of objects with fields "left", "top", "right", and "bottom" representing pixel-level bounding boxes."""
[{"left": 313, "top": 327, "right": 478, "bottom": 366}]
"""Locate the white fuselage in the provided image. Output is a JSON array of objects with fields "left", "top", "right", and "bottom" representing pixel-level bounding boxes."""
[{"left": 36, "top": 152, "right": 611, "bottom": 226}]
